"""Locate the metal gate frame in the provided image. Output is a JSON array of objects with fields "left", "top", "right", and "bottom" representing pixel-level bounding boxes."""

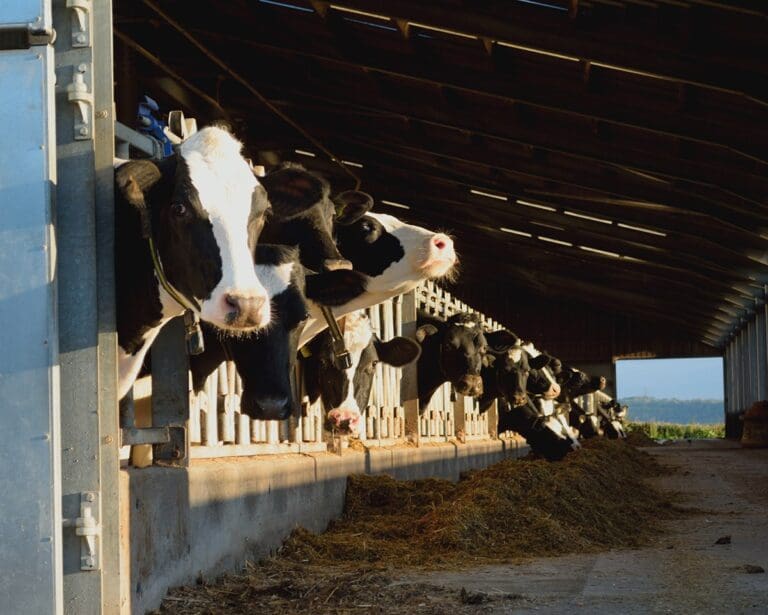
[{"left": 54, "top": 0, "right": 121, "bottom": 612}]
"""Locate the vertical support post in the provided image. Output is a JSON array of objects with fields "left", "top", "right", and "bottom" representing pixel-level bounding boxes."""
[
  {"left": 400, "top": 290, "right": 420, "bottom": 443},
  {"left": 54, "top": 0, "right": 121, "bottom": 611},
  {"left": 151, "top": 318, "right": 191, "bottom": 465}
]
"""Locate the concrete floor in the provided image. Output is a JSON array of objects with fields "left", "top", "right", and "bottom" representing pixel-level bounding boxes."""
[{"left": 404, "top": 440, "right": 768, "bottom": 614}]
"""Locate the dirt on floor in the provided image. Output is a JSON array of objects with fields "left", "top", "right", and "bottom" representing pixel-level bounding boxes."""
[{"left": 153, "top": 439, "right": 697, "bottom": 615}]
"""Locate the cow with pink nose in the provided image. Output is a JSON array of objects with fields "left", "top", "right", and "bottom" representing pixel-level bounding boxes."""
[{"left": 302, "top": 311, "right": 421, "bottom": 435}]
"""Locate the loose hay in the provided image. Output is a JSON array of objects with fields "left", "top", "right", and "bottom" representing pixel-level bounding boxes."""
[{"left": 156, "top": 440, "right": 679, "bottom": 614}]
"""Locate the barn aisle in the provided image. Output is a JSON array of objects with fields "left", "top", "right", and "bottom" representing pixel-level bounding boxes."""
[{"left": 409, "top": 441, "right": 768, "bottom": 613}]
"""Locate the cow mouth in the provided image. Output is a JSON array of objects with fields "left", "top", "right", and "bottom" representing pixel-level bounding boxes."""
[
  {"left": 420, "top": 256, "right": 457, "bottom": 279},
  {"left": 325, "top": 408, "right": 361, "bottom": 435}
]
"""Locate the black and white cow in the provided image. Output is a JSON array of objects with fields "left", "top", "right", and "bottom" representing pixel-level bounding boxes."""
[
  {"left": 519, "top": 343, "right": 581, "bottom": 458},
  {"left": 478, "top": 332, "right": 551, "bottom": 413},
  {"left": 302, "top": 310, "right": 421, "bottom": 435},
  {"left": 189, "top": 245, "right": 369, "bottom": 420},
  {"left": 557, "top": 366, "right": 606, "bottom": 438},
  {"left": 259, "top": 162, "right": 373, "bottom": 273},
  {"left": 299, "top": 211, "right": 458, "bottom": 346},
  {"left": 415, "top": 311, "right": 489, "bottom": 408},
  {"left": 115, "top": 127, "right": 327, "bottom": 399}
]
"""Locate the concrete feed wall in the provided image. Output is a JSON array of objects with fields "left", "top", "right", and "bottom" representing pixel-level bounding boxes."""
[{"left": 120, "top": 439, "right": 528, "bottom": 614}]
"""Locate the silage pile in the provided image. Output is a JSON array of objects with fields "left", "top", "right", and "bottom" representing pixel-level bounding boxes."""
[
  {"left": 156, "top": 440, "right": 680, "bottom": 614},
  {"left": 280, "top": 439, "right": 676, "bottom": 568}
]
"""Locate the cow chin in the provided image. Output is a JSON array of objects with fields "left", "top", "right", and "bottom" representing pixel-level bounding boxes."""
[{"left": 420, "top": 257, "right": 456, "bottom": 281}]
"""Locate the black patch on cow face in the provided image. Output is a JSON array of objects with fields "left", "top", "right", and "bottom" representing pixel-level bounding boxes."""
[
  {"left": 493, "top": 350, "right": 532, "bottom": 408},
  {"left": 335, "top": 215, "right": 405, "bottom": 277},
  {"left": 259, "top": 163, "right": 344, "bottom": 272},
  {"left": 526, "top": 364, "right": 556, "bottom": 396},
  {"left": 189, "top": 246, "right": 309, "bottom": 420},
  {"left": 303, "top": 269, "right": 368, "bottom": 307},
  {"left": 439, "top": 313, "right": 488, "bottom": 384}
]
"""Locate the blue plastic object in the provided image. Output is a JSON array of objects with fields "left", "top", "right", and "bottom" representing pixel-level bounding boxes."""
[{"left": 137, "top": 95, "right": 174, "bottom": 157}]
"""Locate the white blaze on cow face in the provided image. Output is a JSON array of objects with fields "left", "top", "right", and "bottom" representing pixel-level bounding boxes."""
[
  {"left": 180, "top": 128, "right": 270, "bottom": 331},
  {"left": 323, "top": 311, "right": 374, "bottom": 435},
  {"left": 523, "top": 342, "right": 561, "bottom": 399}
]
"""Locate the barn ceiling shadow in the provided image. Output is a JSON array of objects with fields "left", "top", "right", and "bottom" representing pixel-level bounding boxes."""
[{"left": 112, "top": 0, "right": 768, "bottom": 360}]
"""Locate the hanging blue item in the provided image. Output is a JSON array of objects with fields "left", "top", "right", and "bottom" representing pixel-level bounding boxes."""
[{"left": 137, "top": 95, "right": 174, "bottom": 157}]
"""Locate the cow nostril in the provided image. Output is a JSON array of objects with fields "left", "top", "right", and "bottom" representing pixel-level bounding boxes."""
[
  {"left": 224, "top": 294, "right": 240, "bottom": 310},
  {"left": 433, "top": 236, "right": 446, "bottom": 250}
]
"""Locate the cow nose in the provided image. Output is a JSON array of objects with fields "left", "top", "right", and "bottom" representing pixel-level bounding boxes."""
[
  {"left": 457, "top": 375, "right": 483, "bottom": 397},
  {"left": 431, "top": 233, "right": 452, "bottom": 252},
  {"left": 243, "top": 394, "right": 291, "bottom": 421},
  {"left": 323, "top": 258, "right": 353, "bottom": 271},
  {"left": 224, "top": 292, "right": 267, "bottom": 328},
  {"left": 513, "top": 393, "right": 527, "bottom": 407}
]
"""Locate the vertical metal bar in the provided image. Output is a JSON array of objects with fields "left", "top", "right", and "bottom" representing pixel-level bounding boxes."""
[
  {"left": 151, "top": 318, "right": 190, "bottom": 464},
  {"left": 400, "top": 289, "right": 420, "bottom": 441},
  {"left": 53, "top": 0, "right": 120, "bottom": 610}
]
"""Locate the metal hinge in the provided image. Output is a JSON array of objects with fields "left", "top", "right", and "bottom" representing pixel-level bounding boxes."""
[
  {"left": 62, "top": 492, "right": 101, "bottom": 571},
  {"left": 0, "top": 23, "right": 56, "bottom": 49}
]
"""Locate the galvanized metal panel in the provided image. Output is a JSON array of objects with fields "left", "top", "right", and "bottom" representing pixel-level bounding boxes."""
[
  {"left": 0, "top": 46, "right": 62, "bottom": 614},
  {"left": 54, "top": 0, "right": 121, "bottom": 611},
  {"left": 0, "top": 0, "right": 49, "bottom": 28}
]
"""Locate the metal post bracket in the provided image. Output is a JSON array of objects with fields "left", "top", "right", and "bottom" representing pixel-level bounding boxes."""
[
  {"left": 62, "top": 492, "right": 101, "bottom": 571},
  {"left": 66, "top": 0, "right": 92, "bottom": 48},
  {"left": 66, "top": 65, "right": 93, "bottom": 140}
]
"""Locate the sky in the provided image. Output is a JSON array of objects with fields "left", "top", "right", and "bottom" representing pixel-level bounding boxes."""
[{"left": 616, "top": 357, "right": 724, "bottom": 400}]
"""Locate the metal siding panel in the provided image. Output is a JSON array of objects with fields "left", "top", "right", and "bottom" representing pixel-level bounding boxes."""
[
  {"left": 0, "top": 0, "right": 48, "bottom": 27},
  {"left": 0, "top": 46, "right": 61, "bottom": 614}
]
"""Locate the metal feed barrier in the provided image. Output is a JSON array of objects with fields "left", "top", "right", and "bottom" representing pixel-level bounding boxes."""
[{"left": 121, "top": 279, "right": 510, "bottom": 464}]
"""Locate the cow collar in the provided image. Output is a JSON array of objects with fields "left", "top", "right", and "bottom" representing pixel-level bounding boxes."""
[{"left": 139, "top": 207, "right": 205, "bottom": 355}]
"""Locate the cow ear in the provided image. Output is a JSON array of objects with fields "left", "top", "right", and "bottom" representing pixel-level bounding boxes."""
[
  {"left": 334, "top": 191, "right": 374, "bottom": 225},
  {"left": 528, "top": 354, "right": 551, "bottom": 370},
  {"left": 260, "top": 165, "right": 326, "bottom": 220},
  {"left": 374, "top": 336, "right": 421, "bottom": 367},
  {"left": 415, "top": 324, "right": 439, "bottom": 343},
  {"left": 115, "top": 159, "right": 163, "bottom": 212},
  {"left": 304, "top": 269, "right": 368, "bottom": 307},
  {"left": 484, "top": 329, "right": 520, "bottom": 352}
]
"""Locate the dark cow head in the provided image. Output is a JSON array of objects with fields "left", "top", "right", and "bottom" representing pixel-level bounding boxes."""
[
  {"left": 336, "top": 212, "right": 457, "bottom": 289},
  {"left": 189, "top": 246, "right": 370, "bottom": 420},
  {"left": 115, "top": 127, "right": 273, "bottom": 332},
  {"left": 522, "top": 344, "right": 561, "bottom": 400},
  {"left": 303, "top": 311, "right": 421, "bottom": 434},
  {"left": 482, "top": 330, "right": 548, "bottom": 409},
  {"left": 258, "top": 162, "right": 374, "bottom": 273},
  {"left": 417, "top": 312, "right": 487, "bottom": 398}
]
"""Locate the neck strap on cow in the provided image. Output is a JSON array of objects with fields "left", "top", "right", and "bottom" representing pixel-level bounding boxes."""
[
  {"left": 140, "top": 209, "right": 205, "bottom": 356},
  {"left": 320, "top": 305, "right": 352, "bottom": 370}
]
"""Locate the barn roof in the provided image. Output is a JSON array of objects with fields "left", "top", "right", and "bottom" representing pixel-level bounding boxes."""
[{"left": 113, "top": 0, "right": 768, "bottom": 360}]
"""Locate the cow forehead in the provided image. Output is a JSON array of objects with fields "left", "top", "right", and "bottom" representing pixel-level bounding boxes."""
[
  {"left": 368, "top": 212, "right": 431, "bottom": 239},
  {"left": 180, "top": 128, "right": 259, "bottom": 222}
]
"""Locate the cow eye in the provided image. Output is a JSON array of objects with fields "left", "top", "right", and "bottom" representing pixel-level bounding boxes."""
[{"left": 171, "top": 203, "right": 188, "bottom": 217}]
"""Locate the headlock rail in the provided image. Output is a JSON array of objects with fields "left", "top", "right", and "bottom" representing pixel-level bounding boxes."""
[{"left": 122, "top": 281, "right": 511, "bottom": 465}]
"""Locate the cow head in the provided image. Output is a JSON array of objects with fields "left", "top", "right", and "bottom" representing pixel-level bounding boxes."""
[
  {"left": 483, "top": 330, "right": 531, "bottom": 408},
  {"left": 525, "top": 354, "right": 562, "bottom": 400},
  {"left": 336, "top": 213, "right": 457, "bottom": 292},
  {"left": 304, "top": 311, "right": 421, "bottom": 434},
  {"left": 190, "top": 246, "right": 371, "bottom": 420},
  {"left": 258, "top": 162, "right": 374, "bottom": 273},
  {"left": 417, "top": 312, "right": 487, "bottom": 398},
  {"left": 115, "top": 127, "right": 274, "bottom": 332}
]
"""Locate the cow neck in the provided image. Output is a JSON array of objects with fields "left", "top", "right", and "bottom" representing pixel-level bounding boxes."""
[
  {"left": 139, "top": 204, "right": 205, "bottom": 355},
  {"left": 417, "top": 326, "right": 448, "bottom": 405}
]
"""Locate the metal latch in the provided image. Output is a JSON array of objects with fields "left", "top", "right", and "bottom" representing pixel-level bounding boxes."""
[
  {"left": 66, "top": 0, "right": 92, "bottom": 47},
  {"left": 67, "top": 64, "right": 93, "bottom": 140},
  {"left": 62, "top": 492, "right": 101, "bottom": 571}
]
